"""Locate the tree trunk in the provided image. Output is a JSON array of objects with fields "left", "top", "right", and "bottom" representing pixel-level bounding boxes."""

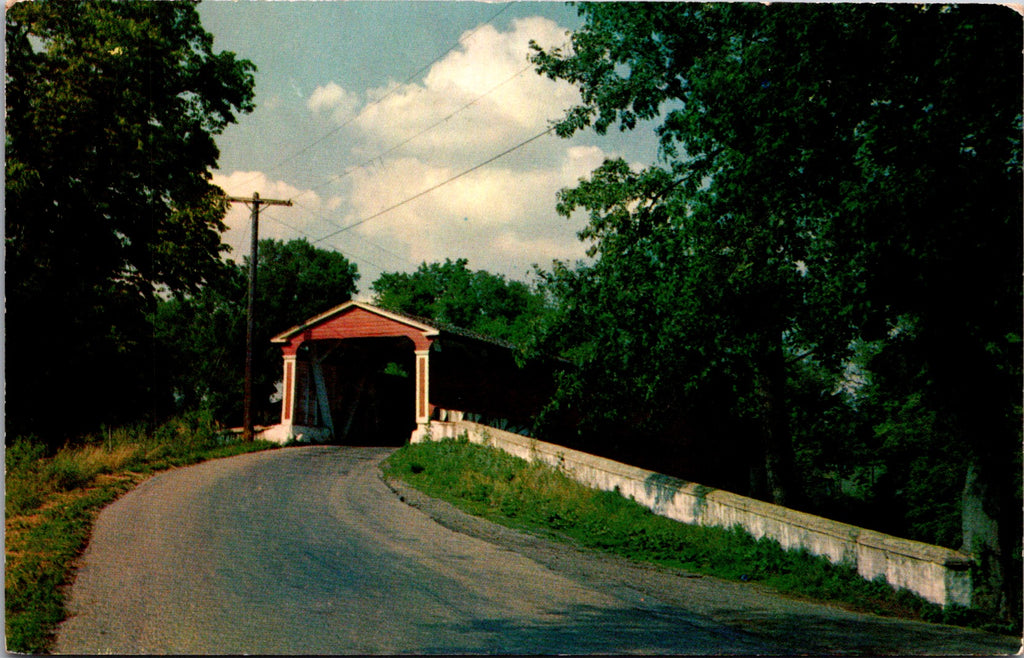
[
  {"left": 754, "top": 331, "right": 802, "bottom": 508},
  {"left": 961, "top": 451, "right": 1019, "bottom": 623},
  {"left": 949, "top": 329, "right": 1021, "bottom": 625}
]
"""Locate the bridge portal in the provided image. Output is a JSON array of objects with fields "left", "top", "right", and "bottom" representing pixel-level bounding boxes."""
[{"left": 262, "top": 301, "right": 559, "bottom": 445}]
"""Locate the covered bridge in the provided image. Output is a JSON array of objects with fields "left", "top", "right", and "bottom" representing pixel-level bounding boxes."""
[{"left": 261, "top": 301, "right": 562, "bottom": 445}]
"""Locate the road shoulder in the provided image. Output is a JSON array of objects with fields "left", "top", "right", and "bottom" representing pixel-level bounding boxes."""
[{"left": 382, "top": 471, "right": 1020, "bottom": 655}]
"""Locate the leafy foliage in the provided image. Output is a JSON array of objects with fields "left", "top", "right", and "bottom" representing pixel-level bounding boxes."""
[
  {"left": 152, "top": 271, "right": 247, "bottom": 424},
  {"left": 5, "top": 0, "right": 256, "bottom": 441},
  {"left": 529, "top": 3, "right": 1021, "bottom": 621},
  {"left": 371, "top": 258, "right": 550, "bottom": 347},
  {"left": 254, "top": 238, "right": 361, "bottom": 330}
]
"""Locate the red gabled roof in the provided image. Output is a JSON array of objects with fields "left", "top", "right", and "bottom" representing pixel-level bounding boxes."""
[
  {"left": 271, "top": 301, "right": 437, "bottom": 343},
  {"left": 269, "top": 300, "right": 521, "bottom": 353},
  {"left": 270, "top": 301, "right": 439, "bottom": 351}
]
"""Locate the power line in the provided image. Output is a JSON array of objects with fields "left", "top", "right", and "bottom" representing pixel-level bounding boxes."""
[
  {"left": 228, "top": 197, "right": 406, "bottom": 271},
  {"left": 313, "top": 125, "right": 555, "bottom": 246},
  {"left": 222, "top": 104, "right": 560, "bottom": 276},
  {"left": 229, "top": 3, "right": 513, "bottom": 191},
  {"left": 285, "top": 198, "right": 408, "bottom": 264},
  {"left": 258, "top": 209, "right": 403, "bottom": 273},
  {"left": 219, "top": 117, "right": 553, "bottom": 287},
  {"left": 301, "top": 63, "right": 534, "bottom": 197},
  {"left": 259, "top": 211, "right": 313, "bottom": 242},
  {"left": 346, "top": 231, "right": 407, "bottom": 263},
  {"left": 228, "top": 214, "right": 250, "bottom": 258},
  {"left": 214, "top": 4, "right": 568, "bottom": 277}
]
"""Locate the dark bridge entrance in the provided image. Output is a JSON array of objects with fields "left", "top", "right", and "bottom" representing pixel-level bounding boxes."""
[{"left": 289, "top": 337, "right": 416, "bottom": 446}]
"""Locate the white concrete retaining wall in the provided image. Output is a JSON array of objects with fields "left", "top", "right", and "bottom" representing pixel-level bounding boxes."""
[{"left": 417, "top": 420, "right": 974, "bottom": 608}]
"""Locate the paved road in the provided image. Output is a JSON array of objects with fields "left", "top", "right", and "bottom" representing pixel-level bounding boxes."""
[{"left": 54, "top": 446, "right": 1018, "bottom": 655}]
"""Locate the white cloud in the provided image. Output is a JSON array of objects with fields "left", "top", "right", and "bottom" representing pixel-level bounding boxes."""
[
  {"left": 304, "top": 16, "right": 604, "bottom": 282},
  {"left": 561, "top": 145, "right": 609, "bottom": 181},
  {"left": 214, "top": 170, "right": 308, "bottom": 202},
  {"left": 330, "top": 143, "right": 599, "bottom": 280},
  {"left": 307, "top": 82, "right": 361, "bottom": 124},
  {"left": 348, "top": 17, "right": 579, "bottom": 164},
  {"left": 211, "top": 170, "right": 415, "bottom": 278},
  {"left": 231, "top": 16, "right": 619, "bottom": 288},
  {"left": 211, "top": 171, "right": 327, "bottom": 259}
]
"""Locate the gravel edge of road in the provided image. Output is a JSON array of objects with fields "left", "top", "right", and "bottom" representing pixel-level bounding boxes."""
[{"left": 379, "top": 469, "right": 1022, "bottom": 656}]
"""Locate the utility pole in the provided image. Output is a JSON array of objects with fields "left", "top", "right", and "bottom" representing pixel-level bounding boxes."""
[{"left": 225, "top": 192, "right": 293, "bottom": 441}]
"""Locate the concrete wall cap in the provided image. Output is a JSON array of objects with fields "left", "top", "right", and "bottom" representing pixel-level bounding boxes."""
[{"left": 447, "top": 419, "right": 975, "bottom": 607}]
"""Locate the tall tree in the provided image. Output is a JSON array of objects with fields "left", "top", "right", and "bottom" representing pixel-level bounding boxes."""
[
  {"left": 154, "top": 239, "right": 359, "bottom": 426},
  {"left": 6, "top": 0, "right": 256, "bottom": 441},
  {"left": 531, "top": 3, "right": 1021, "bottom": 621},
  {"left": 152, "top": 267, "right": 247, "bottom": 424},
  {"left": 371, "top": 258, "right": 550, "bottom": 347}
]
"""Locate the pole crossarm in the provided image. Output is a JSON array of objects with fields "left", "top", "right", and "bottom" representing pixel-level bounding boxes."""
[{"left": 224, "top": 193, "right": 293, "bottom": 208}]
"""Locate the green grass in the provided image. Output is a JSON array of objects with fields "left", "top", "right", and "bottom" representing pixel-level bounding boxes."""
[
  {"left": 383, "top": 436, "right": 1000, "bottom": 633},
  {"left": 5, "top": 412, "right": 278, "bottom": 654}
]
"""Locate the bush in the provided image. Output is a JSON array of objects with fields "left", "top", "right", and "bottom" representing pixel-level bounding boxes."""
[
  {"left": 6, "top": 437, "right": 47, "bottom": 472},
  {"left": 46, "top": 453, "right": 97, "bottom": 491},
  {"left": 6, "top": 439, "right": 50, "bottom": 516}
]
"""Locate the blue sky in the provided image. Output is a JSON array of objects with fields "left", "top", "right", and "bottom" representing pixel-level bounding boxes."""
[{"left": 197, "top": 1, "right": 662, "bottom": 295}]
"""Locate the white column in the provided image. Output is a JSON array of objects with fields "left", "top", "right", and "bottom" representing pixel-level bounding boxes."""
[
  {"left": 280, "top": 353, "right": 298, "bottom": 431},
  {"left": 258, "top": 351, "right": 302, "bottom": 443},
  {"left": 409, "top": 348, "right": 431, "bottom": 443},
  {"left": 415, "top": 349, "right": 430, "bottom": 425}
]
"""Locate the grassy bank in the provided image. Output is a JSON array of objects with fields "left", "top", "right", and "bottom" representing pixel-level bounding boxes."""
[
  {"left": 383, "top": 436, "right": 999, "bottom": 633},
  {"left": 5, "top": 413, "right": 277, "bottom": 654}
]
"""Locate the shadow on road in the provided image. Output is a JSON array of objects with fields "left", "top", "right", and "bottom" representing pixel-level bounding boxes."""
[
  {"left": 416, "top": 601, "right": 1018, "bottom": 655},
  {"left": 416, "top": 602, "right": 779, "bottom": 655},
  {"left": 706, "top": 609, "right": 1020, "bottom": 656},
  {"left": 390, "top": 475, "right": 1022, "bottom": 657}
]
